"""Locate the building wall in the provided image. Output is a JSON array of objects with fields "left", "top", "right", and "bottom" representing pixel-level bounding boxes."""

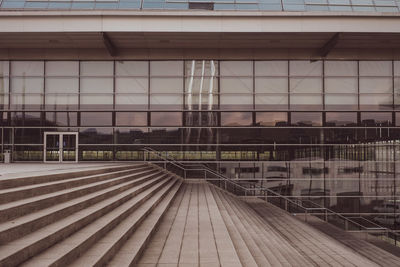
[{"left": 1, "top": 59, "right": 400, "bottom": 227}]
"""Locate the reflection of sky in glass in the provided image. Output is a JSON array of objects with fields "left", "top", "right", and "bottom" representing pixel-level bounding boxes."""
[
  {"left": 291, "top": 112, "right": 322, "bottom": 126},
  {"left": 221, "top": 112, "right": 252, "bottom": 126},
  {"left": 325, "top": 112, "right": 357, "bottom": 126}
]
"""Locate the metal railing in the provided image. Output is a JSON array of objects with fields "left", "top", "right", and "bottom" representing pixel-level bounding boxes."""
[{"left": 142, "top": 147, "right": 400, "bottom": 247}]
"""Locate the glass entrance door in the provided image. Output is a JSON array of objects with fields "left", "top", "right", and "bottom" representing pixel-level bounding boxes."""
[{"left": 44, "top": 132, "right": 78, "bottom": 162}]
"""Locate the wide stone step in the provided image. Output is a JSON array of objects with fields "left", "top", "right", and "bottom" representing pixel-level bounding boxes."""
[
  {"left": 0, "top": 168, "right": 158, "bottom": 223},
  {"left": 0, "top": 165, "right": 150, "bottom": 205},
  {"left": 20, "top": 177, "right": 179, "bottom": 267},
  {"left": 71, "top": 179, "right": 182, "bottom": 267},
  {"left": 0, "top": 165, "right": 142, "bottom": 190},
  {"left": 0, "top": 175, "right": 168, "bottom": 267},
  {"left": 251, "top": 202, "right": 380, "bottom": 267},
  {"left": 210, "top": 186, "right": 259, "bottom": 267}
]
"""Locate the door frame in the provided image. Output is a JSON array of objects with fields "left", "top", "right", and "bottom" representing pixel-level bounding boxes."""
[{"left": 44, "top": 132, "right": 79, "bottom": 163}]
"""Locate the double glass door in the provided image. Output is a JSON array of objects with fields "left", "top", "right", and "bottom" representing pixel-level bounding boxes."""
[{"left": 44, "top": 132, "right": 78, "bottom": 162}]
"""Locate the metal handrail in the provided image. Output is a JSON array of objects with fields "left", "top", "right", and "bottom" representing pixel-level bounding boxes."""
[
  {"left": 142, "top": 147, "right": 399, "bottom": 243},
  {"left": 142, "top": 147, "right": 248, "bottom": 192}
]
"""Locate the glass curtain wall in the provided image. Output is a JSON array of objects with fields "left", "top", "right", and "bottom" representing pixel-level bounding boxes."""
[{"left": 1, "top": 59, "right": 400, "bottom": 228}]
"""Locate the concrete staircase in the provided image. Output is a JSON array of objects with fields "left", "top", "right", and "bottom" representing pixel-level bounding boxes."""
[
  {"left": 136, "top": 181, "right": 390, "bottom": 267},
  {"left": 0, "top": 164, "right": 182, "bottom": 267}
]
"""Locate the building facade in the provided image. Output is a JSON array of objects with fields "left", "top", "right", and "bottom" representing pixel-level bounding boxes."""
[{"left": 0, "top": 6, "right": 400, "bottom": 228}]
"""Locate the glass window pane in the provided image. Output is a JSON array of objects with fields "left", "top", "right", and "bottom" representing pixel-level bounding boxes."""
[
  {"left": 395, "top": 61, "right": 400, "bottom": 76},
  {"left": 290, "top": 77, "right": 322, "bottom": 93},
  {"left": 361, "top": 112, "right": 392, "bottom": 126},
  {"left": 325, "top": 94, "right": 358, "bottom": 110},
  {"left": 396, "top": 112, "right": 400, "bottom": 126},
  {"left": 45, "top": 112, "right": 78, "bottom": 126},
  {"left": 220, "top": 61, "right": 252, "bottom": 76},
  {"left": 290, "top": 95, "right": 322, "bottom": 110},
  {"left": 255, "top": 77, "right": 287, "bottom": 94},
  {"left": 359, "top": 61, "right": 392, "bottom": 76},
  {"left": 12, "top": 77, "right": 43, "bottom": 94},
  {"left": 46, "top": 78, "right": 78, "bottom": 94},
  {"left": 81, "top": 112, "right": 113, "bottom": 126},
  {"left": 11, "top": 61, "right": 44, "bottom": 76},
  {"left": 80, "top": 78, "right": 113, "bottom": 94},
  {"left": 115, "top": 77, "right": 148, "bottom": 93},
  {"left": 46, "top": 61, "right": 79, "bottom": 76},
  {"left": 255, "top": 61, "right": 288, "bottom": 76},
  {"left": 360, "top": 94, "right": 393, "bottom": 110},
  {"left": 325, "top": 61, "right": 357, "bottom": 76},
  {"left": 256, "top": 112, "right": 288, "bottom": 126},
  {"left": 115, "top": 128, "right": 148, "bottom": 144},
  {"left": 359, "top": 78, "right": 392, "bottom": 93},
  {"left": 325, "top": 78, "right": 357, "bottom": 93},
  {"left": 116, "top": 112, "right": 147, "bottom": 126},
  {"left": 184, "top": 111, "right": 218, "bottom": 127},
  {"left": 80, "top": 61, "right": 113, "bottom": 76},
  {"left": 80, "top": 94, "right": 113, "bottom": 110},
  {"left": 150, "top": 94, "right": 183, "bottom": 110},
  {"left": 255, "top": 95, "right": 288, "bottom": 110},
  {"left": 11, "top": 94, "right": 43, "bottom": 109},
  {"left": 326, "top": 112, "right": 357, "bottom": 126},
  {"left": 45, "top": 94, "right": 79, "bottom": 110},
  {"left": 185, "top": 60, "right": 219, "bottom": 77},
  {"left": 151, "top": 112, "right": 182, "bottom": 126},
  {"left": 291, "top": 112, "right": 322, "bottom": 126},
  {"left": 221, "top": 112, "right": 252, "bottom": 126},
  {"left": 150, "top": 61, "right": 183, "bottom": 76},
  {"left": 115, "top": 61, "right": 148, "bottom": 76},
  {"left": 290, "top": 61, "right": 322, "bottom": 76},
  {"left": 0, "top": 61, "right": 9, "bottom": 77},
  {"left": 151, "top": 77, "right": 182, "bottom": 93},
  {"left": 220, "top": 94, "right": 253, "bottom": 110},
  {"left": 115, "top": 94, "right": 148, "bottom": 110},
  {"left": 220, "top": 77, "right": 252, "bottom": 94}
]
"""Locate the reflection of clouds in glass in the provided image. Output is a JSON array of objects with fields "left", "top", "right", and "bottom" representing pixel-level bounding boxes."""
[
  {"left": 326, "top": 112, "right": 357, "bottom": 126},
  {"left": 221, "top": 112, "right": 252, "bottom": 126},
  {"left": 361, "top": 112, "right": 392, "bottom": 124},
  {"left": 291, "top": 112, "right": 322, "bottom": 126}
]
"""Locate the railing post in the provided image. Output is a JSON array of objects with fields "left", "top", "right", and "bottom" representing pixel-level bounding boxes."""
[
  {"left": 324, "top": 209, "right": 328, "bottom": 222},
  {"left": 204, "top": 170, "right": 206, "bottom": 180},
  {"left": 285, "top": 199, "right": 288, "bottom": 211},
  {"left": 184, "top": 169, "right": 186, "bottom": 179},
  {"left": 224, "top": 180, "right": 227, "bottom": 191}
]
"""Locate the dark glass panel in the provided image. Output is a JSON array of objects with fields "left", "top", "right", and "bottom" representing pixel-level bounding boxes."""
[
  {"left": 115, "top": 112, "right": 147, "bottom": 126},
  {"left": 183, "top": 128, "right": 217, "bottom": 144},
  {"left": 14, "top": 128, "right": 42, "bottom": 144},
  {"left": 79, "top": 128, "right": 113, "bottom": 144},
  {"left": 220, "top": 128, "right": 258, "bottom": 144},
  {"left": 114, "top": 128, "right": 148, "bottom": 144},
  {"left": 221, "top": 112, "right": 252, "bottom": 127},
  {"left": 360, "top": 112, "right": 392, "bottom": 126},
  {"left": 45, "top": 112, "right": 78, "bottom": 127},
  {"left": 256, "top": 112, "right": 288, "bottom": 126},
  {"left": 396, "top": 112, "right": 400, "bottom": 126},
  {"left": 0, "top": 111, "right": 8, "bottom": 126},
  {"left": 325, "top": 112, "right": 358, "bottom": 127},
  {"left": 148, "top": 128, "right": 182, "bottom": 144},
  {"left": 11, "top": 112, "right": 42, "bottom": 126},
  {"left": 324, "top": 128, "right": 358, "bottom": 144},
  {"left": 291, "top": 112, "right": 322, "bottom": 126},
  {"left": 151, "top": 112, "right": 182, "bottom": 126},
  {"left": 184, "top": 112, "right": 218, "bottom": 127},
  {"left": 80, "top": 112, "right": 113, "bottom": 127}
]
